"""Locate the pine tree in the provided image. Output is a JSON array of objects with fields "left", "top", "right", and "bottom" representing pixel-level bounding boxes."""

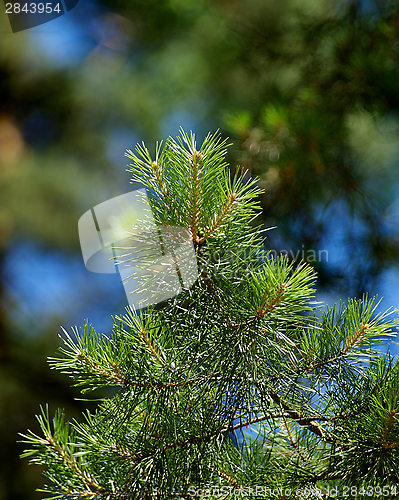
[{"left": 20, "top": 130, "right": 399, "bottom": 499}]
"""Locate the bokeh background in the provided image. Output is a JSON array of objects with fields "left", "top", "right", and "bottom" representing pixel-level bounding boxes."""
[{"left": 1, "top": 0, "right": 399, "bottom": 497}]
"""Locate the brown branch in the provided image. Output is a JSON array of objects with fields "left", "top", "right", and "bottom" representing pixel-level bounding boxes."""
[
  {"left": 144, "top": 410, "right": 325, "bottom": 460},
  {"left": 50, "top": 489, "right": 98, "bottom": 499},
  {"left": 131, "top": 414, "right": 271, "bottom": 462},
  {"left": 189, "top": 150, "right": 202, "bottom": 245},
  {"left": 112, "top": 409, "right": 346, "bottom": 466},
  {"left": 156, "top": 411, "right": 322, "bottom": 455},
  {"left": 341, "top": 322, "right": 369, "bottom": 355},
  {"left": 75, "top": 333, "right": 188, "bottom": 388},
  {"left": 152, "top": 160, "right": 168, "bottom": 198},
  {"left": 296, "top": 322, "right": 371, "bottom": 376},
  {"left": 76, "top": 352, "right": 125, "bottom": 386},
  {"left": 45, "top": 436, "right": 104, "bottom": 496},
  {"left": 198, "top": 191, "right": 237, "bottom": 244},
  {"left": 256, "top": 282, "right": 286, "bottom": 319},
  {"left": 268, "top": 389, "right": 332, "bottom": 442},
  {"left": 139, "top": 324, "right": 166, "bottom": 368},
  {"left": 382, "top": 410, "right": 399, "bottom": 451},
  {"left": 74, "top": 353, "right": 245, "bottom": 392},
  {"left": 209, "top": 465, "right": 240, "bottom": 488},
  {"left": 139, "top": 324, "right": 184, "bottom": 381}
]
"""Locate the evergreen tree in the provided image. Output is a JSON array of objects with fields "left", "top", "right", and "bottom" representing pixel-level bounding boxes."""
[{"left": 20, "top": 130, "right": 399, "bottom": 499}]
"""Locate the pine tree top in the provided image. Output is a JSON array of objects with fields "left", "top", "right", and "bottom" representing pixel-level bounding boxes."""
[{"left": 20, "top": 129, "right": 399, "bottom": 499}]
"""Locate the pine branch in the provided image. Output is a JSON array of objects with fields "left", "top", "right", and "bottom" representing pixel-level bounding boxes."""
[
  {"left": 198, "top": 190, "right": 237, "bottom": 244},
  {"left": 382, "top": 410, "right": 399, "bottom": 451},
  {"left": 189, "top": 149, "right": 202, "bottom": 245},
  {"left": 21, "top": 129, "right": 399, "bottom": 496},
  {"left": 268, "top": 389, "right": 331, "bottom": 442},
  {"left": 256, "top": 281, "right": 286, "bottom": 319},
  {"left": 20, "top": 407, "right": 106, "bottom": 499},
  {"left": 341, "top": 322, "right": 370, "bottom": 355}
]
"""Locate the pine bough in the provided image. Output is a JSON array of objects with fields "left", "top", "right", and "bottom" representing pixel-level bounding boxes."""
[{"left": 20, "top": 130, "right": 399, "bottom": 499}]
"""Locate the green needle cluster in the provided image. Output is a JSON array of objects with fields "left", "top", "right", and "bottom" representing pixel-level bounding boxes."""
[{"left": 20, "top": 129, "right": 399, "bottom": 499}]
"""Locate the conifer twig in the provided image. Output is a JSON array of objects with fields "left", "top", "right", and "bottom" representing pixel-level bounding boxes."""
[
  {"left": 189, "top": 150, "right": 202, "bottom": 245},
  {"left": 198, "top": 191, "right": 237, "bottom": 244}
]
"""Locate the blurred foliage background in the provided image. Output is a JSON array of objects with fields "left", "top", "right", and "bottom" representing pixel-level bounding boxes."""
[{"left": 1, "top": 0, "right": 399, "bottom": 497}]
